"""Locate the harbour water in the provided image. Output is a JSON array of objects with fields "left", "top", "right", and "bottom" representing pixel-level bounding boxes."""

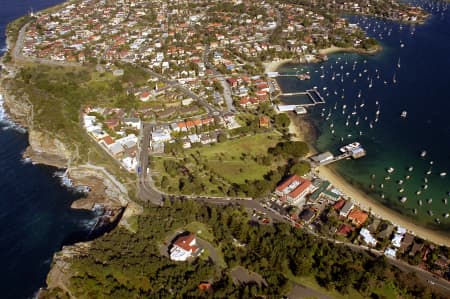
[
  {"left": 0, "top": 1, "right": 98, "bottom": 298},
  {"left": 277, "top": 1, "right": 450, "bottom": 232}
]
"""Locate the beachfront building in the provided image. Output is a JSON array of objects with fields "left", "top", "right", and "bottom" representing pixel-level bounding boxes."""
[
  {"left": 275, "top": 175, "right": 316, "bottom": 206},
  {"left": 347, "top": 209, "right": 369, "bottom": 227},
  {"left": 339, "top": 201, "right": 354, "bottom": 217},
  {"left": 310, "top": 152, "right": 334, "bottom": 165},
  {"left": 169, "top": 233, "right": 203, "bottom": 262}
]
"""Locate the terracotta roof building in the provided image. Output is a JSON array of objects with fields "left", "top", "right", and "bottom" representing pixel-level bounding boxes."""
[
  {"left": 169, "top": 233, "right": 203, "bottom": 262},
  {"left": 275, "top": 175, "right": 316, "bottom": 205},
  {"left": 347, "top": 209, "right": 369, "bottom": 227}
]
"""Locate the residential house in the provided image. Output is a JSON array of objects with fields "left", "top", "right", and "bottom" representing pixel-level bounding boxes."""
[
  {"left": 399, "top": 233, "right": 414, "bottom": 254},
  {"left": 339, "top": 201, "right": 354, "bottom": 217},
  {"left": 151, "top": 130, "right": 171, "bottom": 143},
  {"left": 337, "top": 224, "right": 354, "bottom": 237},
  {"left": 123, "top": 117, "right": 141, "bottom": 129},
  {"left": 259, "top": 115, "right": 270, "bottom": 128},
  {"left": 299, "top": 208, "right": 315, "bottom": 223},
  {"left": 360, "top": 228, "right": 377, "bottom": 247},
  {"left": 347, "top": 209, "right": 369, "bottom": 227},
  {"left": 109, "top": 142, "right": 124, "bottom": 157},
  {"left": 169, "top": 233, "right": 202, "bottom": 261}
]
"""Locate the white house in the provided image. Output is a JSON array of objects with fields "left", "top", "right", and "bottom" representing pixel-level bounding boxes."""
[
  {"left": 151, "top": 130, "right": 171, "bottom": 142},
  {"left": 360, "top": 228, "right": 377, "bottom": 247},
  {"left": 169, "top": 233, "right": 202, "bottom": 262},
  {"left": 122, "top": 156, "right": 137, "bottom": 172},
  {"left": 123, "top": 118, "right": 141, "bottom": 129}
]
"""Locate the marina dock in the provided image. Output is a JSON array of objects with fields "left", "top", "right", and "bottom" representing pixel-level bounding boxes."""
[
  {"left": 280, "top": 89, "right": 325, "bottom": 105},
  {"left": 276, "top": 89, "right": 326, "bottom": 112},
  {"left": 310, "top": 142, "right": 366, "bottom": 167}
]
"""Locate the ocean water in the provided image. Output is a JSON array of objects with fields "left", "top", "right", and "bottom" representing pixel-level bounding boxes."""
[
  {"left": 277, "top": 1, "right": 450, "bottom": 232},
  {"left": 0, "top": 1, "right": 98, "bottom": 299}
]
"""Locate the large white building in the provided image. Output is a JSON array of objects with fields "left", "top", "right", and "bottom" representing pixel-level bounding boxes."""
[
  {"left": 169, "top": 233, "right": 203, "bottom": 262},
  {"left": 275, "top": 175, "right": 316, "bottom": 205}
]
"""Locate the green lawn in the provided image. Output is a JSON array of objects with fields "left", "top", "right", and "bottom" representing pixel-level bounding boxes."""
[
  {"left": 286, "top": 272, "right": 399, "bottom": 299},
  {"left": 189, "top": 133, "right": 280, "bottom": 159},
  {"left": 153, "top": 132, "right": 283, "bottom": 195},
  {"left": 5, "top": 64, "right": 144, "bottom": 190},
  {"left": 185, "top": 221, "right": 215, "bottom": 243},
  {"left": 207, "top": 160, "right": 274, "bottom": 184},
  {"left": 185, "top": 132, "right": 281, "bottom": 185}
]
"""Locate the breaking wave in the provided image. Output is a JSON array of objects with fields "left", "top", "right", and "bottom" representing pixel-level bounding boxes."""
[{"left": 0, "top": 94, "right": 27, "bottom": 134}]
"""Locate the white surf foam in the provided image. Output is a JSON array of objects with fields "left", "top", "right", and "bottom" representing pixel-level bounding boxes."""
[{"left": 0, "top": 94, "right": 27, "bottom": 134}]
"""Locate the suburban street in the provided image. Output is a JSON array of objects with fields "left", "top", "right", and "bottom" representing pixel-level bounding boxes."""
[{"left": 140, "top": 67, "right": 220, "bottom": 115}]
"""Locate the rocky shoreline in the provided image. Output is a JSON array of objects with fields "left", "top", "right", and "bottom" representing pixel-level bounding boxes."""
[{"left": 0, "top": 56, "right": 142, "bottom": 297}]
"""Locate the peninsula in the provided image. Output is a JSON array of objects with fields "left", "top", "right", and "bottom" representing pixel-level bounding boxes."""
[{"left": 0, "top": 0, "right": 447, "bottom": 298}]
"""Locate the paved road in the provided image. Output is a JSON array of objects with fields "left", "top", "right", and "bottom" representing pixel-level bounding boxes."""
[
  {"left": 137, "top": 122, "right": 163, "bottom": 205},
  {"left": 139, "top": 66, "right": 219, "bottom": 114},
  {"left": 203, "top": 44, "right": 235, "bottom": 112},
  {"left": 289, "top": 283, "right": 334, "bottom": 299}
]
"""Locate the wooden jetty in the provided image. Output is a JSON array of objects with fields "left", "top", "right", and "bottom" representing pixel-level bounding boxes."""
[{"left": 278, "top": 89, "right": 325, "bottom": 107}]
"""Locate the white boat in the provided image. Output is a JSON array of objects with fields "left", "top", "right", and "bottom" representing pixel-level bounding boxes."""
[
  {"left": 339, "top": 142, "right": 361, "bottom": 153},
  {"left": 401, "top": 111, "right": 407, "bottom": 118},
  {"left": 418, "top": 200, "right": 423, "bottom": 206},
  {"left": 420, "top": 150, "right": 427, "bottom": 157},
  {"left": 387, "top": 167, "right": 395, "bottom": 173},
  {"left": 428, "top": 210, "right": 433, "bottom": 216},
  {"left": 397, "top": 58, "right": 401, "bottom": 68},
  {"left": 413, "top": 209, "right": 417, "bottom": 215},
  {"left": 427, "top": 198, "right": 433, "bottom": 204},
  {"left": 408, "top": 166, "right": 414, "bottom": 172},
  {"left": 398, "top": 180, "right": 404, "bottom": 185},
  {"left": 445, "top": 213, "right": 449, "bottom": 218},
  {"left": 440, "top": 172, "right": 447, "bottom": 177},
  {"left": 400, "top": 197, "right": 407, "bottom": 203},
  {"left": 444, "top": 198, "right": 448, "bottom": 205}
]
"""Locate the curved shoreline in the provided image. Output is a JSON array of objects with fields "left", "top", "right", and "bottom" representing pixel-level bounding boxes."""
[
  {"left": 284, "top": 60, "right": 450, "bottom": 247},
  {"left": 318, "top": 165, "right": 450, "bottom": 246}
]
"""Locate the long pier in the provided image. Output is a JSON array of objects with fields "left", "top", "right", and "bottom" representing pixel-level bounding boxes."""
[
  {"left": 319, "top": 152, "right": 351, "bottom": 166},
  {"left": 279, "top": 89, "right": 325, "bottom": 107}
]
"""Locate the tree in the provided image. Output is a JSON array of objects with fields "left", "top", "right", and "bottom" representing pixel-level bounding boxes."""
[
  {"left": 290, "top": 161, "right": 311, "bottom": 176},
  {"left": 274, "top": 113, "right": 290, "bottom": 129}
]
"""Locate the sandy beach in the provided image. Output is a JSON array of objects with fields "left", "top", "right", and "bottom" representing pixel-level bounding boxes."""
[
  {"left": 318, "top": 45, "right": 382, "bottom": 56},
  {"left": 288, "top": 116, "right": 450, "bottom": 247},
  {"left": 318, "top": 166, "right": 450, "bottom": 247},
  {"left": 263, "top": 59, "right": 293, "bottom": 73}
]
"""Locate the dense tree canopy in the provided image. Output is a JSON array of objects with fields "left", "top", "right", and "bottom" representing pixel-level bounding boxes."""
[{"left": 40, "top": 200, "right": 444, "bottom": 299}]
